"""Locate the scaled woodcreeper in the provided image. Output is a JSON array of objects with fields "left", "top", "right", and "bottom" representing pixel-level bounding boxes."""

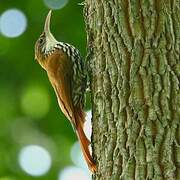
[{"left": 34, "top": 10, "right": 96, "bottom": 172}]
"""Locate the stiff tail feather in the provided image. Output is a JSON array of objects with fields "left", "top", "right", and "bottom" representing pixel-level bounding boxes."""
[
  {"left": 74, "top": 109, "right": 97, "bottom": 173},
  {"left": 76, "top": 125, "right": 97, "bottom": 172}
]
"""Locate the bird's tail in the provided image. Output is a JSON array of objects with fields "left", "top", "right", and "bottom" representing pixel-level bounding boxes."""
[{"left": 74, "top": 109, "right": 97, "bottom": 173}]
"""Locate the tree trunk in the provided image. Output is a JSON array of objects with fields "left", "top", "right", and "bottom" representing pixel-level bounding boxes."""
[{"left": 84, "top": 0, "right": 180, "bottom": 179}]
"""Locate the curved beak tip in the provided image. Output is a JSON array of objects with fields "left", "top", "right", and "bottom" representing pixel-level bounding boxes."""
[
  {"left": 44, "top": 10, "right": 53, "bottom": 33},
  {"left": 48, "top": 9, "right": 52, "bottom": 16}
]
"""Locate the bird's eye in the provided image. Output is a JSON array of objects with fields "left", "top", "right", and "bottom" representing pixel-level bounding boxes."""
[{"left": 39, "top": 38, "right": 44, "bottom": 44}]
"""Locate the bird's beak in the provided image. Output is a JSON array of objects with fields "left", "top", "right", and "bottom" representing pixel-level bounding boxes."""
[
  {"left": 44, "top": 10, "right": 52, "bottom": 35},
  {"left": 44, "top": 10, "right": 57, "bottom": 42}
]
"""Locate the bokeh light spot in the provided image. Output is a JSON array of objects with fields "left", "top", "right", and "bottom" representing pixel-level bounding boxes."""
[
  {"left": 0, "top": 9, "right": 27, "bottom": 38},
  {"left": 84, "top": 111, "right": 92, "bottom": 140},
  {"left": 70, "top": 141, "right": 88, "bottom": 170},
  {"left": 21, "top": 86, "right": 50, "bottom": 119},
  {"left": 43, "top": 0, "right": 68, "bottom": 10},
  {"left": 58, "top": 166, "right": 91, "bottom": 180},
  {"left": 18, "top": 145, "right": 52, "bottom": 176}
]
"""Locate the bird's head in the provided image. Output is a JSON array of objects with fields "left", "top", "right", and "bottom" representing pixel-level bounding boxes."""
[{"left": 35, "top": 10, "right": 58, "bottom": 63}]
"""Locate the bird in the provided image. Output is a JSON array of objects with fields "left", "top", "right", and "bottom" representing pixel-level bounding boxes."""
[{"left": 34, "top": 10, "right": 96, "bottom": 172}]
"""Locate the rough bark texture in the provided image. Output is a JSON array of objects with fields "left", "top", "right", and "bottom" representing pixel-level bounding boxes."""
[{"left": 84, "top": 0, "right": 180, "bottom": 179}]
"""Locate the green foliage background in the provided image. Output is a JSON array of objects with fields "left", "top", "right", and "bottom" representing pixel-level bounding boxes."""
[{"left": 0, "top": 0, "right": 89, "bottom": 179}]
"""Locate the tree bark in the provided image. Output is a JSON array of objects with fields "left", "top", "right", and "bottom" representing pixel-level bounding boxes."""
[{"left": 84, "top": 0, "right": 180, "bottom": 179}]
